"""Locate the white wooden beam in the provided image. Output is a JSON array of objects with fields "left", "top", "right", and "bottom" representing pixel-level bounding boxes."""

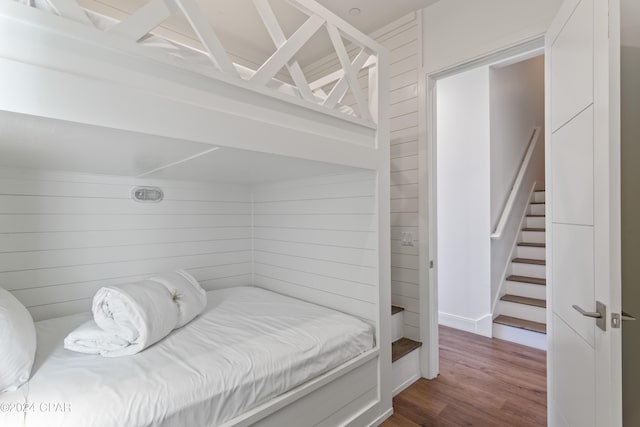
[
  {"left": 250, "top": 14, "right": 324, "bottom": 87},
  {"left": 47, "top": 0, "right": 91, "bottom": 25},
  {"left": 173, "top": 0, "right": 237, "bottom": 76},
  {"left": 323, "top": 45, "right": 371, "bottom": 116},
  {"left": 110, "top": 0, "right": 178, "bottom": 42},
  {"left": 253, "top": 0, "right": 315, "bottom": 102},
  {"left": 309, "top": 54, "right": 375, "bottom": 91},
  {"left": 326, "top": 24, "right": 373, "bottom": 122}
]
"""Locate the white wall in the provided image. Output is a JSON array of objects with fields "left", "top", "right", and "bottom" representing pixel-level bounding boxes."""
[
  {"left": 304, "top": 13, "right": 422, "bottom": 340},
  {"left": 252, "top": 172, "right": 379, "bottom": 323},
  {"left": 0, "top": 168, "right": 253, "bottom": 321},
  {"left": 436, "top": 66, "right": 492, "bottom": 336},
  {"left": 421, "top": 0, "right": 563, "bottom": 75},
  {"left": 490, "top": 56, "right": 545, "bottom": 229},
  {"left": 621, "top": 45, "right": 640, "bottom": 427}
]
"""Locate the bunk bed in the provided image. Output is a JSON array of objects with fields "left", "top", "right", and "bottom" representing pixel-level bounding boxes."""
[{"left": 0, "top": 0, "right": 391, "bottom": 426}]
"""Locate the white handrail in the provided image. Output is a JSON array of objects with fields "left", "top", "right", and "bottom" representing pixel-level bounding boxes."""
[{"left": 490, "top": 126, "right": 542, "bottom": 240}]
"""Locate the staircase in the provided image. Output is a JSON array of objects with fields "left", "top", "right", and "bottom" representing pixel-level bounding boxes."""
[
  {"left": 493, "top": 190, "right": 547, "bottom": 350},
  {"left": 391, "top": 306, "right": 421, "bottom": 396}
]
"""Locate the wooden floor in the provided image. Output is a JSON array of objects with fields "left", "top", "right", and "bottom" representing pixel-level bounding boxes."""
[{"left": 382, "top": 326, "right": 547, "bottom": 427}]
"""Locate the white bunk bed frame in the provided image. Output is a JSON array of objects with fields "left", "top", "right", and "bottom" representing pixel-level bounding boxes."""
[{"left": 0, "top": 0, "right": 392, "bottom": 426}]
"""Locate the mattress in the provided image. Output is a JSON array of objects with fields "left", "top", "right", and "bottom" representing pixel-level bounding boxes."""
[
  {"left": 13, "top": 0, "right": 356, "bottom": 117},
  {"left": 0, "top": 286, "right": 374, "bottom": 427}
]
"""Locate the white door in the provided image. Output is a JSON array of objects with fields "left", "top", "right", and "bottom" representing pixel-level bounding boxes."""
[{"left": 546, "top": 0, "right": 622, "bottom": 426}]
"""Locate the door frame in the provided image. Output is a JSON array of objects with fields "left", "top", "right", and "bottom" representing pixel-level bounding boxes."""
[{"left": 418, "top": 34, "right": 545, "bottom": 379}]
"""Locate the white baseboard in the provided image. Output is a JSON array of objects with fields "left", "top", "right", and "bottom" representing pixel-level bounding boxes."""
[
  {"left": 368, "top": 407, "right": 394, "bottom": 427},
  {"left": 439, "top": 312, "right": 493, "bottom": 337}
]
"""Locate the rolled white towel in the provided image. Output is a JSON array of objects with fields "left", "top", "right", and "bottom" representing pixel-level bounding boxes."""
[{"left": 148, "top": 270, "right": 207, "bottom": 328}]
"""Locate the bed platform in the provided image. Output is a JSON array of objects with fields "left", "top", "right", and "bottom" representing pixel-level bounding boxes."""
[
  {"left": 0, "top": 0, "right": 391, "bottom": 425},
  {"left": 0, "top": 287, "right": 377, "bottom": 426}
]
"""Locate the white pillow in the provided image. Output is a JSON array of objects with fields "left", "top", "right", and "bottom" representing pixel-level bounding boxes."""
[{"left": 0, "top": 288, "right": 36, "bottom": 393}]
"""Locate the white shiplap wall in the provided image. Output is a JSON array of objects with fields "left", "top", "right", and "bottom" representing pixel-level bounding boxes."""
[
  {"left": 305, "top": 14, "right": 420, "bottom": 340},
  {"left": 0, "top": 168, "right": 253, "bottom": 321},
  {"left": 252, "top": 172, "right": 379, "bottom": 323}
]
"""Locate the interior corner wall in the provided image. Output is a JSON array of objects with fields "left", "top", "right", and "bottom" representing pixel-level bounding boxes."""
[
  {"left": 250, "top": 172, "right": 379, "bottom": 324},
  {"left": 421, "top": 0, "right": 563, "bottom": 75},
  {"left": 621, "top": 44, "right": 640, "bottom": 427},
  {"left": 304, "top": 12, "right": 422, "bottom": 341},
  {"left": 489, "top": 55, "right": 545, "bottom": 229},
  {"left": 436, "top": 66, "right": 492, "bottom": 335}
]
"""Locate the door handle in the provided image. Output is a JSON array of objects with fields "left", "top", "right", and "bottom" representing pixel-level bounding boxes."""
[
  {"left": 572, "top": 301, "right": 607, "bottom": 331},
  {"left": 622, "top": 311, "right": 636, "bottom": 321},
  {"left": 572, "top": 305, "right": 602, "bottom": 318}
]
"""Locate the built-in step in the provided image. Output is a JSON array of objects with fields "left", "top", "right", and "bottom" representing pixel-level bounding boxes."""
[
  {"left": 392, "top": 338, "right": 422, "bottom": 363},
  {"left": 391, "top": 337, "right": 422, "bottom": 396},
  {"left": 506, "top": 275, "right": 546, "bottom": 286},
  {"left": 500, "top": 294, "right": 546, "bottom": 308},
  {"left": 494, "top": 315, "right": 546, "bottom": 334},
  {"left": 391, "top": 305, "right": 405, "bottom": 315},
  {"left": 522, "top": 227, "right": 545, "bottom": 232}
]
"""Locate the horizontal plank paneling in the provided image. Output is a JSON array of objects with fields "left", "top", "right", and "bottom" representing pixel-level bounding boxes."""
[
  {"left": 0, "top": 170, "right": 253, "bottom": 319},
  {"left": 253, "top": 239, "right": 377, "bottom": 267},
  {"left": 391, "top": 184, "right": 418, "bottom": 200},
  {"left": 0, "top": 228, "right": 252, "bottom": 253},
  {"left": 253, "top": 214, "right": 376, "bottom": 232},
  {"left": 0, "top": 214, "right": 250, "bottom": 233},
  {"left": 253, "top": 252, "right": 376, "bottom": 285},
  {"left": 0, "top": 239, "right": 252, "bottom": 272},
  {"left": 253, "top": 174, "right": 378, "bottom": 321},
  {"left": 253, "top": 227, "right": 377, "bottom": 250}
]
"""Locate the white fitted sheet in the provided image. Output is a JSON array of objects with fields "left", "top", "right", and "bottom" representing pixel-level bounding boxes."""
[{"left": 0, "top": 287, "right": 374, "bottom": 427}]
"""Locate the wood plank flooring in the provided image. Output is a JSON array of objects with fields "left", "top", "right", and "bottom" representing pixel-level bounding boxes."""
[{"left": 382, "top": 326, "right": 547, "bottom": 426}]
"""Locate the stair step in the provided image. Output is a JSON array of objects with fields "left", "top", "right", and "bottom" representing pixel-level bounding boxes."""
[
  {"left": 501, "top": 294, "right": 547, "bottom": 308},
  {"left": 512, "top": 257, "right": 546, "bottom": 265},
  {"left": 494, "top": 315, "right": 546, "bottom": 334},
  {"left": 515, "top": 245, "right": 545, "bottom": 261},
  {"left": 525, "top": 216, "right": 545, "bottom": 228},
  {"left": 522, "top": 227, "right": 545, "bottom": 232},
  {"left": 533, "top": 190, "right": 546, "bottom": 203},
  {"left": 518, "top": 242, "right": 545, "bottom": 248},
  {"left": 392, "top": 338, "right": 422, "bottom": 363},
  {"left": 391, "top": 305, "right": 405, "bottom": 315},
  {"left": 505, "top": 280, "right": 547, "bottom": 300},
  {"left": 507, "top": 275, "right": 546, "bottom": 286}
]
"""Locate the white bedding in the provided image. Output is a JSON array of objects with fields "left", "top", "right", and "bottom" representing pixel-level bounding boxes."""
[{"left": 0, "top": 287, "right": 374, "bottom": 427}]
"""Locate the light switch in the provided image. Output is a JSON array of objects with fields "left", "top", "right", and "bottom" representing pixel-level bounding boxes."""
[{"left": 400, "top": 232, "right": 414, "bottom": 247}]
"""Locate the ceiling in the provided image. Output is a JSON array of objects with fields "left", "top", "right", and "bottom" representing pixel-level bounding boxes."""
[{"left": 80, "top": 0, "right": 438, "bottom": 69}]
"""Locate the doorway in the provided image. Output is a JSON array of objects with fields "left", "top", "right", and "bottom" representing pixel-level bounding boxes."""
[{"left": 420, "top": 39, "right": 547, "bottom": 378}]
